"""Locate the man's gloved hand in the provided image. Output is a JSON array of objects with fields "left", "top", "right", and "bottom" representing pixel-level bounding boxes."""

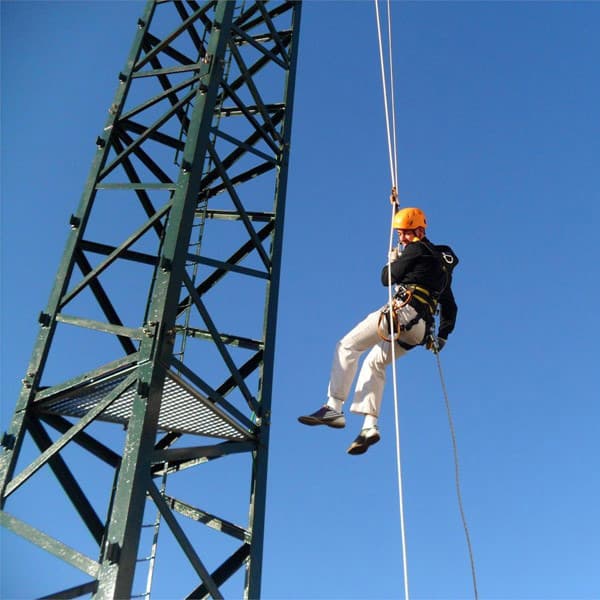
[
  {"left": 436, "top": 337, "right": 446, "bottom": 352},
  {"left": 388, "top": 247, "right": 400, "bottom": 262}
]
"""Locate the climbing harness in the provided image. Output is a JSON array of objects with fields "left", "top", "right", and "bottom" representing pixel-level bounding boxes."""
[
  {"left": 374, "top": 2, "right": 477, "bottom": 599},
  {"left": 402, "top": 284, "right": 437, "bottom": 315},
  {"left": 376, "top": 296, "right": 410, "bottom": 342},
  {"left": 376, "top": 285, "right": 435, "bottom": 343}
]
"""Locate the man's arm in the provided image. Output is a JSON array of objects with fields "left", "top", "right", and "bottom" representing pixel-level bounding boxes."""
[
  {"left": 438, "top": 284, "right": 457, "bottom": 340},
  {"left": 380, "top": 243, "right": 420, "bottom": 286}
]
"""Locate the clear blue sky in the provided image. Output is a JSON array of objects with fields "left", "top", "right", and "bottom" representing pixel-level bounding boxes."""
[{"left": 2, "top": 1, "right": 599, "bottom": 599}]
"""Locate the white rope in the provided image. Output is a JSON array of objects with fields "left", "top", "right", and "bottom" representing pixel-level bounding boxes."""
[
  {"left": 386, "top": 0, "right": 399, "bottom": 188},
  {"left": 435, "top": 352, "right": 479, "bottom": 599},
  {"left": 375, "top": 2, "right": 409, "bottom": 599},
  {"left": 374, "top": 0, "right": 397, "bottom": 188}
]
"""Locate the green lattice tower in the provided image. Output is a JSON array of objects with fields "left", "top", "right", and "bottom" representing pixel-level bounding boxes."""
[{"left": 0, "top": 1, "right": 301, "bottom": 597}]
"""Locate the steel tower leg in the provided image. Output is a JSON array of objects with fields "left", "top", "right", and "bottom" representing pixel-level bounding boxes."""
[{"left": 0, "top": 1, "right": 301, "bottom": 598}]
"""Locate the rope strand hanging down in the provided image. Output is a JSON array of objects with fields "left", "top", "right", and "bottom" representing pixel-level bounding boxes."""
[{"left": 435, "top": 352, "right": 479, "bottom": 599}]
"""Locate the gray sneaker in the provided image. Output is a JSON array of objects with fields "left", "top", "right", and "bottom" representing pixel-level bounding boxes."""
[
  {"left": 347, "top": 427, "right": 381, "bottom": 455},
  {"left": 298, "top": 405, "right": 346, "bottom": 429}
]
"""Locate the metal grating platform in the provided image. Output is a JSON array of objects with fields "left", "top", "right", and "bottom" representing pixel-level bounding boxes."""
[{"left": 37, "top": 366, "right": 252, "bottom": 441}]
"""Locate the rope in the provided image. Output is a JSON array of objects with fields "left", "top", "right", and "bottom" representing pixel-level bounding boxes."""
[
  {"left": 385, "top": 211, "right": 410, "bottom": 600},
  {"left": 385, "top": 0, "right": 399, "bottom": 190},
  {"left": 375, "top": 2, "right": 410, "bottom": 599},
  {"left": 374, "top": 0, "right": 398, "bottom": 188},
  {"left": 375, "top": 3, "right": 478, "bottom": 597},
  {"left": 434, "top": 352, "right": 479, "bottom": 600}
]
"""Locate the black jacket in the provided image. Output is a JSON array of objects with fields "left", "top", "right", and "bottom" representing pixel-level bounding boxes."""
[{"left": 381, "top": 237, "right": 458, "bottom": 339}]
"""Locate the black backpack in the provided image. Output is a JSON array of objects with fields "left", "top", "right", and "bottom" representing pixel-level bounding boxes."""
[{"left": 422, "top": 240, "right": 459, "bottom": 296}]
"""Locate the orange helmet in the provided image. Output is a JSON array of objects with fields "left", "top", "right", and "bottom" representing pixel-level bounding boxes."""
[{"left": 393, "top": 207, "right": 427, "bottom": 230}]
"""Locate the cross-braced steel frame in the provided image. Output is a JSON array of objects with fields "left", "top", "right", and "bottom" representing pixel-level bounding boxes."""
[{"left": 0, "top": 1, "right": 301, "bottom": 597}]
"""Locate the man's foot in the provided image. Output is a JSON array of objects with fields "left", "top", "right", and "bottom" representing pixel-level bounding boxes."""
[
  {"left": 347, "top": 427, "right": 381, "bottom": 455},
  {"left": 298, "top": 405, "right": 346, "bottom": 429}
]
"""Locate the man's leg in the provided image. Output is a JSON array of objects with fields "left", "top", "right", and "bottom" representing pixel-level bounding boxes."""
[
  {"left": 298, "top": 309, "right": 382, "bottom": 428},
  {"left": 350, "top": 340, "right": 408, "bottom": 418},
  {"left": 347, "top": 306, "right": 425, "bottom": 454},
  {"left": 327, "top": 309, "right": 383, "bottom": 407}
]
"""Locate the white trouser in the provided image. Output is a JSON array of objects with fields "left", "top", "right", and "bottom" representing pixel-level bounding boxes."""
[{"left": 327, "top": 304, "right": 426, "bottom": 417}]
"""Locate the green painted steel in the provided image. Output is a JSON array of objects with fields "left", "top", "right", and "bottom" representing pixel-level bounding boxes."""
[{"left": 0, "top": 1, "right": 301, "bottom": 598}]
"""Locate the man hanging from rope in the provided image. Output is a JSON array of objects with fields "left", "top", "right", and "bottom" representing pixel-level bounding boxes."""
[{"left": 298, "top": 199, "right": 459, "bottom": 455}]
